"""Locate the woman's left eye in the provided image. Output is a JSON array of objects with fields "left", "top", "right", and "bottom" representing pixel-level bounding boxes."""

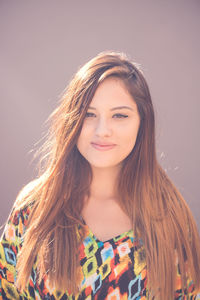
[{"left": 112, "top": 113, "right": 128, "bottom": 119}]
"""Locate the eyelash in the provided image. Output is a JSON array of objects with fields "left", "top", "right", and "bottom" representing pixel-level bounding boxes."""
[
  {"left": 85, "top": 112, "right": 96, "bottom": 118},
  {"left": 85, "top": 112, "right": 128, "bottom": 119},
  {"left": 113, "top": 113, "right": 128, "bottom": 119}
]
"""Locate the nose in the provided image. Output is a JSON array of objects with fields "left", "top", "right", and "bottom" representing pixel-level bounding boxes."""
[{"left": 95, "top": 117, "right": 112, "bottom": 137}]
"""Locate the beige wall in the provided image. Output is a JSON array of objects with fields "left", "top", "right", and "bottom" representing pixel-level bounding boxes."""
[{"left": 0, "top": 0, "right": 199, "bottom": 232}]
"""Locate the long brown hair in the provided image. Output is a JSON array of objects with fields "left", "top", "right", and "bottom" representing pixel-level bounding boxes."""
[{"left": 15, "top": 51, "right": 200, "bottom": 299}]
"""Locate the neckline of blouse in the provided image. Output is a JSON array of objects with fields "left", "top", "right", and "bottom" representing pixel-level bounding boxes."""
[{"left": 82, "top": 222, "right": 134, "bottom": 244}]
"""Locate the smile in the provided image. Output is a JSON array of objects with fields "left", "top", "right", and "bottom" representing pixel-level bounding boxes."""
[{"left": 91, "top": 142, "right": 116, "bottom": 151}]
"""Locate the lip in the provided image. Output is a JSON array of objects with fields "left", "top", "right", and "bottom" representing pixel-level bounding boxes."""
[{"left": 91, "top": 142, "right": 116, "bottom": 151}]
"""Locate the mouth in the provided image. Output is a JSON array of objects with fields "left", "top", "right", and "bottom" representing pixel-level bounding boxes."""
[{"left": 91, "top": 142, "right": 116, "bottom": 151}]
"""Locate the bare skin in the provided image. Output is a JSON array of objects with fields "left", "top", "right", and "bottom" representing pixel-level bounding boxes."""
[{"left": 81, "top": 166, "right": 132, "bottom": 242}]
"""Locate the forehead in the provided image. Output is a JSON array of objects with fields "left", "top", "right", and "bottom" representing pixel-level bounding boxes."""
[{"left": 90, "top": 77, "right": 137, "bottom": 108}]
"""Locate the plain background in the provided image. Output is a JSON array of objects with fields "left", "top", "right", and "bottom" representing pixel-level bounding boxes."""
[{"left": 0, "top": 0, "right": 199, "bottom": 234}]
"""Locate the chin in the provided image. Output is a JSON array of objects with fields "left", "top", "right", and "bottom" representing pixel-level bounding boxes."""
[{"left": 90, "top": 161, "right": 122, "bottom": 170}]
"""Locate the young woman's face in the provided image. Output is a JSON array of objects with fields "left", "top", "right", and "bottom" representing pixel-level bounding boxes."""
[{"left": 77, "top": 77, "right": 140, "bottom": 170}]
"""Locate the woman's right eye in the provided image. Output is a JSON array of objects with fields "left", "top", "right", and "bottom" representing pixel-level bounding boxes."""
[{"left": 85, "top": 112, "right": 96, "bottom": 118}]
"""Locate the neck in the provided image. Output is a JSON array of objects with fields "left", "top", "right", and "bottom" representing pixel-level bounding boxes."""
[{"left": 89, "top": 165, "right": 120, "bottom": 201}]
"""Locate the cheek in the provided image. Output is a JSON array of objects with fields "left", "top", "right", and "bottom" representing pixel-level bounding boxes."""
[
  {"left": 76, "top": 126, "right": 91, "bottom": 151},
  {"left": 122, "top": 135, "right": 137, "bottom": 151},
  {"left": 121, "top": 124, "right": 140, "bottom": 148},
  {"left": 77, "top": 134, "right": 85, "bottom": 153},
  {"left": 121, "top": 121, "right": 140, "bottom": 138}
]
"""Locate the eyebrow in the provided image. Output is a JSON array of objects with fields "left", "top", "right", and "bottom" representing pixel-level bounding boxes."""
[{"left": 88, "top": 106, "right": 134, "bottom": 111}]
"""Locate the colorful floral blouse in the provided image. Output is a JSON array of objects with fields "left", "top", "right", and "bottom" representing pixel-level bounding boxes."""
[{"left": 0, "top": 205, "right": 199, "bottom": 299}]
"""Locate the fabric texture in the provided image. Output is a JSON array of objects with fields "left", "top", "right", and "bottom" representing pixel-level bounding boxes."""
[{"left": 0, "top": 205, "right": 199, "bottom": 299}]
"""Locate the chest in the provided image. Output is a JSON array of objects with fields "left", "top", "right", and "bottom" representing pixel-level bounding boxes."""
[
  {"left": 81, "top": 197, "right": 132, "bottom": 242},
  {"left": 31, "top": 229, "right": 147, "bottom": 299}
]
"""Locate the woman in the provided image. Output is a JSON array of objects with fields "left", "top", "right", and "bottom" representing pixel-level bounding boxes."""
[{"left": 0, "top": 51, "right": 200, "bottom": 300}]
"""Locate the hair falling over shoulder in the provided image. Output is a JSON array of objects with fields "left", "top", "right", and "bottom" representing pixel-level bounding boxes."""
[{"left": 14, "top": 51, "right": 200, "bottom": 299}]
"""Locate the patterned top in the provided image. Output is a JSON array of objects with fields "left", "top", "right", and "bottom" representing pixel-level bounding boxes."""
[{"left": 0, "top": 205, "right": 199, "bottom": 299}]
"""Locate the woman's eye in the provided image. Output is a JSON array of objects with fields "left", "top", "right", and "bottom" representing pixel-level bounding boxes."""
[
  {"left": 113, "top": 113, "right": 128, "bottom": 119},
  {"left": 85, "top": 112, "right": 96, "bottom": 118}
]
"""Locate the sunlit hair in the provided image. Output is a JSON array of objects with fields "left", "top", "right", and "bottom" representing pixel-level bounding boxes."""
[{"left": 14, "top": 51, "right": 200, "bottom": 299}]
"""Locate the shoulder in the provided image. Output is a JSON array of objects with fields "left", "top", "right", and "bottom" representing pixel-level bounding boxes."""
[
  {"left": 1, "top": 178, "right": 40, "bottom": 244},
  {"left": 1, "top": 202, "right": 34, "bottom": 247}
]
